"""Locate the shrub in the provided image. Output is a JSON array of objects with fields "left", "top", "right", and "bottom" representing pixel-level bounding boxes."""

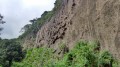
[
  {"left": 12, "top": 41, "right": 119, "bottom": 67},
  {"left": 54, "top": 41, "right": 119, "bottom": 67},
  {"left": 12, "top": 48, "right": 54, "bottom": 67}
]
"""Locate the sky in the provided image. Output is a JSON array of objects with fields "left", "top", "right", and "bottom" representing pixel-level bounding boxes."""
[{"left": 0, "top": 0, "right": 56, "bottom": 39}]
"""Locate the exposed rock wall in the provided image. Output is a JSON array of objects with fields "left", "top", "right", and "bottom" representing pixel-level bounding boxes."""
[{"left": 36, "top": 0, "right": 120, "bottom": 59}]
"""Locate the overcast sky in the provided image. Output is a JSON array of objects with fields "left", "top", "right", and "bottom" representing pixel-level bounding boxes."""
[{"left": 0, "top": 0, "right": 56, "bottom": 39}]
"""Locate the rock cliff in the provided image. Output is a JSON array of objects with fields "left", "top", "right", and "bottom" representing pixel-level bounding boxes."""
[{"left": 35, "top": 0, "right": 120, "bottom": 59}]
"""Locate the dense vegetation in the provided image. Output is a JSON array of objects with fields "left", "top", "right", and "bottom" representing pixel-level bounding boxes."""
[
  {"left": 11, "top": 41, "right": 119, "bottom": 67},
  {"left": 0, "top": 0, "right": 119, "bottom": 67},
  {"left": 0, "top": 39, "right": 25, "bottom": 67}
]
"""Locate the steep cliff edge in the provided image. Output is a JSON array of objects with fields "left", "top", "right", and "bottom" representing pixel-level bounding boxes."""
[{"left": 35, "top": 0, "right": 120, "bottom": 59}]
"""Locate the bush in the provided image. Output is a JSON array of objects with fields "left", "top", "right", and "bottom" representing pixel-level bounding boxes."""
[
  {"left": 12, "top": 41, "right": 119, "bottom": 67},
  {"left": 12, "top": 48, "right": 54, "bottom": 67}
]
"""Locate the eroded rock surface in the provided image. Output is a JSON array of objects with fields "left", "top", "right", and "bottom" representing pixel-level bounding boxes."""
[{"left": 36, "top": 0, "right": 120, "bottom": 59}]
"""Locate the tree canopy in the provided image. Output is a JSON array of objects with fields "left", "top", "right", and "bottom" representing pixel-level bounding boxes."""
[{"left": 0, "top": 40, "right": 25, "bottom": 67}]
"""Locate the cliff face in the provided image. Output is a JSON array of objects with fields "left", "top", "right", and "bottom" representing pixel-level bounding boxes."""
[{"left": 35, "top": 0, "right": 120, "bottom": 59}]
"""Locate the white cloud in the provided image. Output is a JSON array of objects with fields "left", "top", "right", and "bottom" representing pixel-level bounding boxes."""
[
  {"left": 22, "top": 0, "right": 54, "bottom": 7},
  {"left": 0, "top": 0, "right": 56, "bottom": 39}
]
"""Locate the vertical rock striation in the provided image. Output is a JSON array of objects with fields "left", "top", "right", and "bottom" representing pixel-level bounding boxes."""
[{"left": 36, "top": 0, "right": 120, "bottom": 59}]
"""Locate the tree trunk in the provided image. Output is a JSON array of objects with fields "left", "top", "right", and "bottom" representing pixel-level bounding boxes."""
[{"left": 8, "top": 60, "right": 12, "bottom": 67}]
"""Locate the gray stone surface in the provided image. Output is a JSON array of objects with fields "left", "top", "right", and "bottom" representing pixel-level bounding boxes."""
[{"left": 35, "top": 0, "right": 120, "bottom": 59}]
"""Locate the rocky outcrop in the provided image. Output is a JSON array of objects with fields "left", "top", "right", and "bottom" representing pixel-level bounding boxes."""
[
  {"left": 35, "top": 0, "right": 120, "bottom": 59},
  {"left": 22, "top": 35, "right": 35, "bottom": 49}
]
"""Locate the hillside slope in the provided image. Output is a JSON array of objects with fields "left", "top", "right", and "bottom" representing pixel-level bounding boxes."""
[{"left": 35, "top": 0, "right": 120, "bottom": 59}]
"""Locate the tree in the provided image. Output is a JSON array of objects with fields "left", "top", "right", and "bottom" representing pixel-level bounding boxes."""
[
  {"left": 20, "top": 24, "right": 32, "bottom": 32},
  {"left": 0, "top": 40, "right": 25, "bottom": 67},
  {"left": 29, "top": 18, "right": 37, "bottom": 24},
  {"left": 0, "top": 14, "right": 5, "bottom": 34}
]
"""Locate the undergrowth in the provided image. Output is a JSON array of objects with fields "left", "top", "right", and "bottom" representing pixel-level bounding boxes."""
[{"left": 12, "top": 41, "right": 119, "bottom": 67}]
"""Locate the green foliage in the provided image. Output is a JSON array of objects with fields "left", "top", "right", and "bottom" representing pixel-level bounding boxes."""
[
  {"left": 12, "top": 41, "right": 119, "bottom": 67},
  {"left": 12, "top": 48, "right": 54, "bottom": 67},
  {"left": 20, "top": 24, "right": 32, "bottom": 33},
  {"left": 0, "top": 40, "right": 25, "bottom": 67},
  {"left": 55, "top": 41, "right": 119, "bottom": 67},
  {"left": 19, "top": 0, "right": 62, "bottom": 39},
  {"left": 54, "top": 41, "right": 98, "bottom": 67},
  {"left": 53, "top": 0, "right": 62, "bottom": 12},
  {"left": 98, "top": 51, "right": 113, "bottom": 66}
]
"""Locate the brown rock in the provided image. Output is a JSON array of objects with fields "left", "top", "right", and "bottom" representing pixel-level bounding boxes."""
[{"left": 35, "top": 0, "right": 120, "bottom": 59}]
